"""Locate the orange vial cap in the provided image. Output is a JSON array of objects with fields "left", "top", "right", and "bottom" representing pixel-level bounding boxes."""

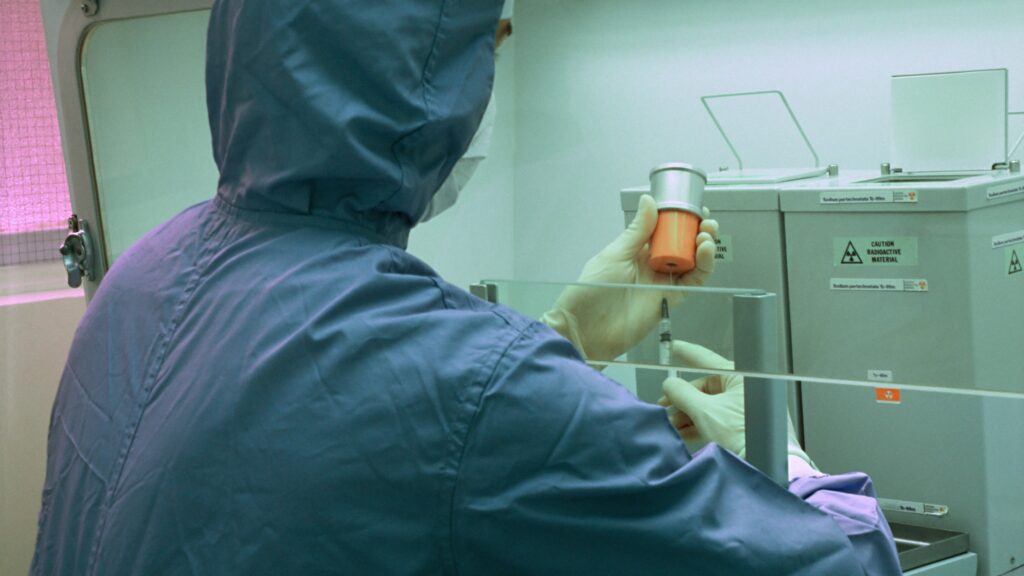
[{"left": 648, "top": 209, "right": 701, "bottom": 274}]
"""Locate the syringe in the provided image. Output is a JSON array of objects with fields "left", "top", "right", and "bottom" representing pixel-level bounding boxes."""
[
  {"left": 659, "top": 297, "right": 672, "bottom": 366},
  {"left": 660, "top": 295, "right": 682, "bottom": 417}
]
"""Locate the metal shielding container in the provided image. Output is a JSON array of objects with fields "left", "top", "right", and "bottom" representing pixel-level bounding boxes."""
[{"left": 650, "top": 163, "right": 706, "bottom": 216}]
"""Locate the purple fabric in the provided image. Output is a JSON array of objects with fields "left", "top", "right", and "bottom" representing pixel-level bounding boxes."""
[{"left": 791, "top": 473, "right": 902, "bottom": 574}]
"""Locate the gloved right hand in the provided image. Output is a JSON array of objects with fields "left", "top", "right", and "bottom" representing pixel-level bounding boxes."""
[
  {"left": 539, "top": 194, "right": 718, "bottom": 362},
  {"left": 659, "top": 341, "right": 819, "bottom": 479}
]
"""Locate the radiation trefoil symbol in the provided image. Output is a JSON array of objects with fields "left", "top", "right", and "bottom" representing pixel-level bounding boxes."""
[{"left": 841, "top": 241, "right": 863, "bottom": 265}]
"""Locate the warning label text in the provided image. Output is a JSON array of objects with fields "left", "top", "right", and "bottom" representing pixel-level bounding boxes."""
[
  {"left": 714, "top": 234, "right": 733, "bottom": 263},
  {"left": 992, "top": 230, "right": 1024, "bottom": 250},
  {"left": 830, "top": 278, "right": 929, "bottom": 292},
  {"left": 834, "top": 237, "right": 919, "bottom": 267},
  {"left": 987, "top": 183, "right": 1024, "bottom": 201},
  {"left": 820, "top": 190, "right": 918, "bottom": 205}
]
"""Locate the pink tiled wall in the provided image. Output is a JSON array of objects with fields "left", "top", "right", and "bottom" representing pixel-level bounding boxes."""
[{"left": 0, "top": 0, "right": 70, "bottom": 263}]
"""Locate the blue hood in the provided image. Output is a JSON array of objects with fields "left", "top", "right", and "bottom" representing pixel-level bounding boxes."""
[{"left": 206, "top": 0, "right": 502, "bottom": 246}]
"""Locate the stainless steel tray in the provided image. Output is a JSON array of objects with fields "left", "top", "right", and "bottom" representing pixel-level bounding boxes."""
[{"left": 892, "top": 523, "right": 970, "bottom": 572}]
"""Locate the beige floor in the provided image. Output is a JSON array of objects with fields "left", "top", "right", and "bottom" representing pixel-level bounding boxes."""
[{"left": 1, "top": 292, "right": 86, "bottom": 575}]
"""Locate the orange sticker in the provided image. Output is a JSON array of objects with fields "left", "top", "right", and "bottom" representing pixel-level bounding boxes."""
[{"left": 875, "top": 388, "right": 901, "bottom": 404}]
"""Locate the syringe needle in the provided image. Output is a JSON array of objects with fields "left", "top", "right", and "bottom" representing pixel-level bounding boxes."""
[{"left": 659, "top": 297, "right": 672, "bottom": 366}]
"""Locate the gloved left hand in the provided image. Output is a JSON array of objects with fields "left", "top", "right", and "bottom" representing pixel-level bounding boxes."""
[
  {"left": 659, "top": 341, "right": 746, "bottom": 455},
  {"left": 659, "top": 341, "right": 819, "bottom": 481},
  {"left": 540, "top": 194, "right": 718, "bottom": 362}
]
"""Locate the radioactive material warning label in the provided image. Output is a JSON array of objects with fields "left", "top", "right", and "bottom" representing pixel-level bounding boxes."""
[
  {"left": 1009, "top": 248, "right": 1023, "bottom": 277},
  {"left": 830, "top": 278, "right": 929, "bottom": 292},
  {"left": 875, "top": 387, "right": 901, "bottom": 403},
  {"left": 820, "top": 190, "right": 918, "bottom": 205},
  {"left": 987, "top": 182, "right": 1024, "bottom": 201},
  {"left": 714, "top": 234, "right": 733, "bottom": 263},
  {"left": 839, "top": 241, "right": 863, "bottom": 264},
  {"left": 834, "top": 237, "right": 918, "bottom": 266}
]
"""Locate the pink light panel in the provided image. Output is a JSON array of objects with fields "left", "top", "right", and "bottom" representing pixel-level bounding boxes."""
[{"left": 0, "top": 0, "right": 70, "bottom": 236}]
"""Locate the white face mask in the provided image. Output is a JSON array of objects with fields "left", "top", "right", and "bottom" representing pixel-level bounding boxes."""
[{"left": 420, "top": 92, "right": 497, "bottom": 223}]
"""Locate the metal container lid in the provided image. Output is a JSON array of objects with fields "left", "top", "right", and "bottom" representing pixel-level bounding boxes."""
[
  {"left": 649, "top": 163, "right": 706, "bottom": 216},
  {"left": 649, "top": 162, "right": 708, "bottom": 182}
]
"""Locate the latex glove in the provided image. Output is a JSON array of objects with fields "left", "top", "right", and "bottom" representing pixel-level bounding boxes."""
[
  {"left": 659, "top": 341, "right": 819, "bottom": 480},
  {"left": 540, "top": 194, "right": 718, "bottom": 361}
]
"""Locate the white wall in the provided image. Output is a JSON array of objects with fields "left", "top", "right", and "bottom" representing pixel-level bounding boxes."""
[
  {"left": 1, "top": 293, "right": 85, "bottom": 575},
  {"left": 512, "top": 0, "right": 1024, "bottom": 282},
  {"left": 407, "top": 38, "right": 517, "bottom": 291}
]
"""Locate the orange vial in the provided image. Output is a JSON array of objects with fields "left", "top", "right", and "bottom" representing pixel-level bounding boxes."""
[{"left": 647, "top": 163, "right": 706, "bottom": 275}]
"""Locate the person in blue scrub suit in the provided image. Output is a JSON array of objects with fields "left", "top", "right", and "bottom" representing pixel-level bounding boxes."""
[{"left": 32, "top": 1, "right": 901, "bottom": 574}]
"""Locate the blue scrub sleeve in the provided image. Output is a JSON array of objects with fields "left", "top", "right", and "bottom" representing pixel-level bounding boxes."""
[{"left": 449, "top": 323, "right": 899, "bottom": 575}]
